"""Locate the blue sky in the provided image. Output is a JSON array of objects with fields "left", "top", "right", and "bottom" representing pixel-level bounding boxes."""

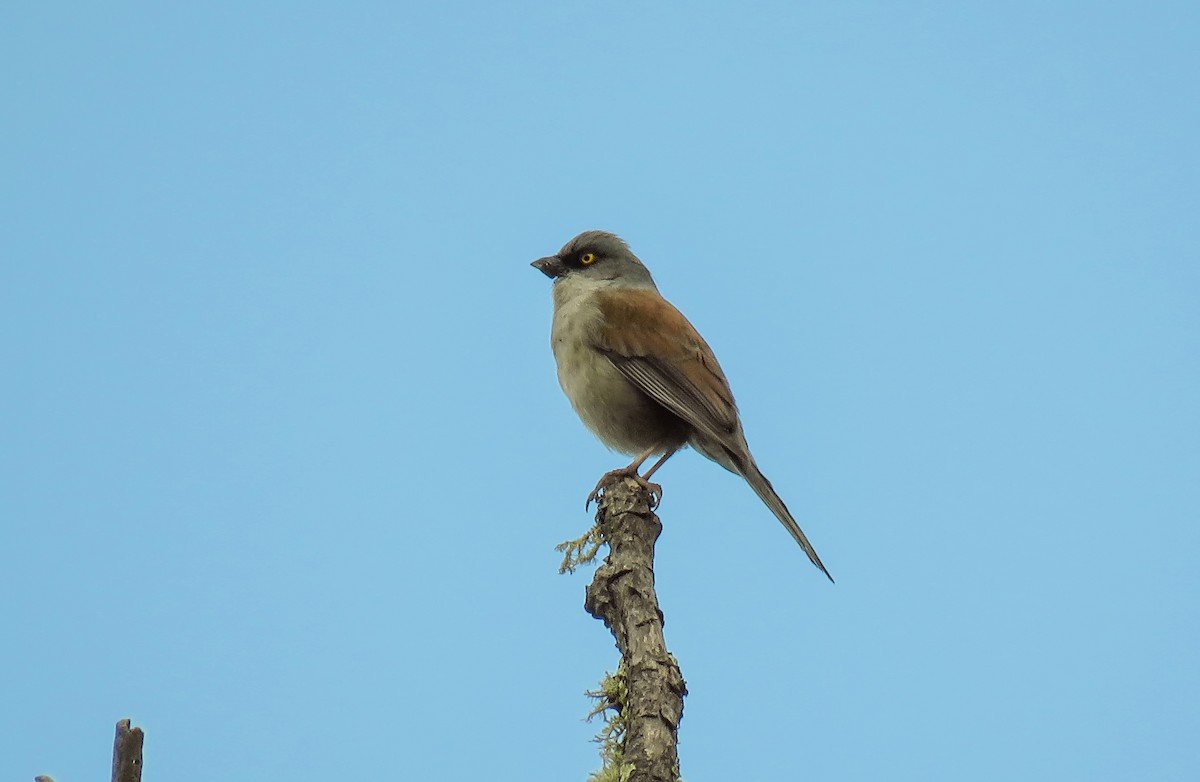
[{"left": 3, "top": 3, "right": 1197, "bottom": 780}]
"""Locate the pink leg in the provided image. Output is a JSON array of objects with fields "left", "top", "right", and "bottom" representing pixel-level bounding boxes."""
[
  {"left": 640, "top": 448, "right": 677, "bottom": 481},
  {"left": 586, "top": 444, "right": 675, "bottom": 510}
]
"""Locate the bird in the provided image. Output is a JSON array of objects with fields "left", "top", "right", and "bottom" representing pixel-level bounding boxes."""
[{"left": 531, "top": 230, "right": 833, "bottom": 581}]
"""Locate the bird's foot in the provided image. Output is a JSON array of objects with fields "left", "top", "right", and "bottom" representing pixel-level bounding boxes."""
[{"left": 585, "top": 468, "right": 663, "bottom": 510}]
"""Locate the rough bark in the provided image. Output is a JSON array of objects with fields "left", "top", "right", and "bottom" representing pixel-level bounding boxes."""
[
  {"left": 111, "top": 719, "right": 144, "bottom": 782},
  {"left": 585, "top": 476, "right": 687, "bottom": 782}
]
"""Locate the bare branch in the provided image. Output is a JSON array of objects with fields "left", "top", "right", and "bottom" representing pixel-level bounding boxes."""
[
  {"left": 581, "top": 476, "right": 687, "bottom": 782},
  {"left": 111, "top": 719, "right": 144, "bottom": 782}
]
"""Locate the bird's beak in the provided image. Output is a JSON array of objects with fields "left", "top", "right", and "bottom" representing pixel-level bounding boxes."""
[{"left": 531, "top": 255, "right": 566, "bottom": 279}]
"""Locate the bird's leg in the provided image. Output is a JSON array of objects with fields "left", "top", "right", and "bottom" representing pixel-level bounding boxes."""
[
  {"left": 640, "top": 449, "right": 677, "bottom": 481},
  {"left": 586, "top": 445, "right": 677, "bottom": 510},
  {"left": 632, "top": 448, "right": 678, "bottom": 507}
]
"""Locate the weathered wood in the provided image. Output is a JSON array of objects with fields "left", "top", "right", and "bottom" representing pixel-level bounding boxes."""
[
  {"left": 584, "top": 477, "right": 687, "bottom": 782},
  {"left": 111, "top": 719, "right": 144, "bottom": 782}
]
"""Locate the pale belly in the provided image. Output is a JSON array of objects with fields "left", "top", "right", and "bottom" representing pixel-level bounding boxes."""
[{"left": 552, "top": 332, "right": 688, "bottom": 456}]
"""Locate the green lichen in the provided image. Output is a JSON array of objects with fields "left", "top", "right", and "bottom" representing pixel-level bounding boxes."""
[
  {"left": 556, "top": 523, "right": 605, "bottom": 574},
  {"left": 586, "top": 663, "right": 635, "bottom": 782}
]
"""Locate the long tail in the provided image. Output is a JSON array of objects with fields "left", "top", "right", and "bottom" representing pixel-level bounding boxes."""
[{"left": 741, "top": 461, "right": 834, "bottom": 583}]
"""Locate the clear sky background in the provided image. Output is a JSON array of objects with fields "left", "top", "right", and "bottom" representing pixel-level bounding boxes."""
[{"left": 3, "top": 3, "right": 1197, "bottom": 781}]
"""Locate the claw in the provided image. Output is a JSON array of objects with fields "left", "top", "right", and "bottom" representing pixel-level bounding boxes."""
[
  {"left": 586, "top": 468, "right": 663, "bottom": 510},
  {"left": 645, "top": 481, "right": 662, "bottom": 508}
]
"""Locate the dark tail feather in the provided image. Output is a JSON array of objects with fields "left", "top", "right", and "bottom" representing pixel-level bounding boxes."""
[{"left": 741, "top": 461, "right": 834, "bottom": 583}]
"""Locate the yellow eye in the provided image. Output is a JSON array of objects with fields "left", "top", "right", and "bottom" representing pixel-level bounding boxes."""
[{"left": 580, "top": 252, "right": 596, "bottom": 265}]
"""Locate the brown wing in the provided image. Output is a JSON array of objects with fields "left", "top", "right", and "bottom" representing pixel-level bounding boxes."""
[
  {"left": 592, "top": 287, "right": 739, "bottom": 444},
  {"left": 595, "top": 288, "right": 835, "bottom": 581}
]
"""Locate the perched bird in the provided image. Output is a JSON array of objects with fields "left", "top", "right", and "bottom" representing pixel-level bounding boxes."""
[{"left": 532, "top": 230, "right": 832, "bottom": 581}]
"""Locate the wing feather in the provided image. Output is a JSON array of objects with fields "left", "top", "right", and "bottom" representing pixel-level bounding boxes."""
[{"left": 592, "top": 288, "right": 738, "bottom": 444}]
